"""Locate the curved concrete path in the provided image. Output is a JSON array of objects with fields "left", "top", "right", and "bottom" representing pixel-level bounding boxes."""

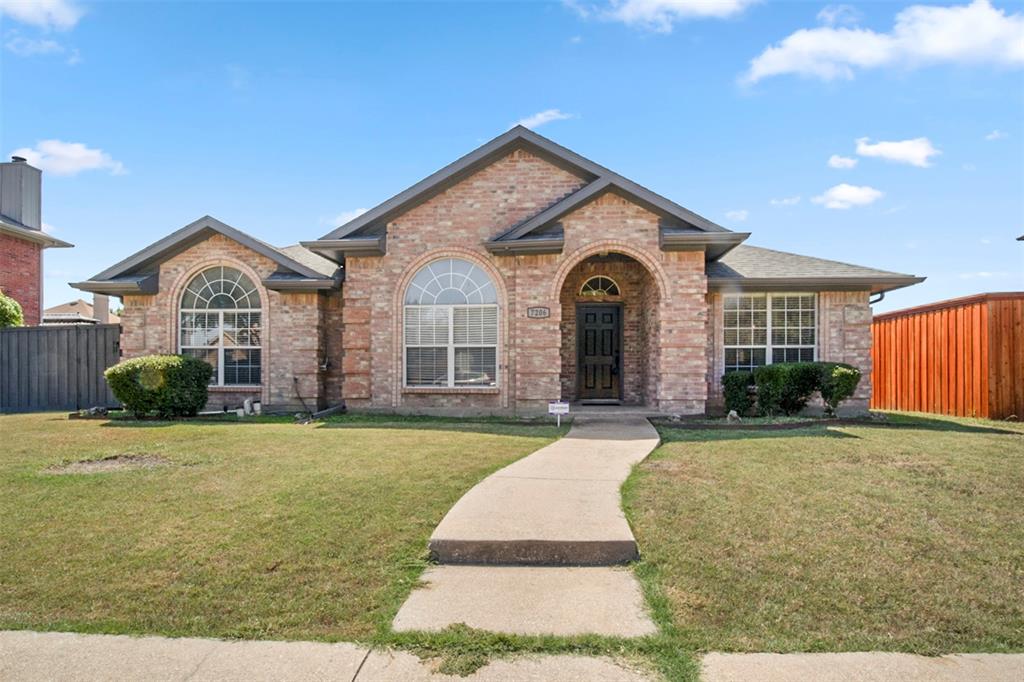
[
  {"left": 429, "top": 416, "right": 660, "bottom": 565},
  {"left": 395, "top": 416, "right": 660, "bottom": 638}
]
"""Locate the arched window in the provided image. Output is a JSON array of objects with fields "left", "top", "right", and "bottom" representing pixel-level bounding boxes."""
[
  {"left": 580, "top": 276, "right": 620, "bottom": 297},
  {"left": 404, "top": 258, "right": 498, "bottom": 387},
  {"left": 179, "top": 266, "right": 262, "bottom": 386}
]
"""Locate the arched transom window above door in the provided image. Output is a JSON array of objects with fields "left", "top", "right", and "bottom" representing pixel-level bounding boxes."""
[
  {"left": 179, "top": 266, "right": 262, "bottom": 386},
  {"left": 579, "top": 275, "right": 620, "bottom": 297},
  {"left": 404, "top": 258, "right": 498, "bottom": 388}
]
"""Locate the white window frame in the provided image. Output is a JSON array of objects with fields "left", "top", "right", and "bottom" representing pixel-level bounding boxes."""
[
  {"left": 403, "top": 303, "right": 499, "bottom": 388},
  {"left": 723, "top": 293, "right": 817, "bottom": 373},
  {"left": 179, "top": 308, "right": 263, "bottom": 387}
]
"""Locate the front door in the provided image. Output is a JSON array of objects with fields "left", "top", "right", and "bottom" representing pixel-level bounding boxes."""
[{"left": 577, "top": 304, "right": 622, "bottom": 402}]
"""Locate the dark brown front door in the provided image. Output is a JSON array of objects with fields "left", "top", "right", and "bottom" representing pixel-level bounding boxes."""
[{"left": 577, "top": 304, "right": 622, "bottom": 401}]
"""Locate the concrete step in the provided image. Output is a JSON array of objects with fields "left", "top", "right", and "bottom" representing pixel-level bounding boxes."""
[{"left": 393, "top": 565, "right": 657, "bottom": 637}]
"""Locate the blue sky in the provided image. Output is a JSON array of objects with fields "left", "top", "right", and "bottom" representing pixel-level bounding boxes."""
[{"left": 1, "top": 0, "right": 1022, "bottom": 313}]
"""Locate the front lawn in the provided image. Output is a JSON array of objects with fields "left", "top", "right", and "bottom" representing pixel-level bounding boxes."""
[
  {"left": 625, "top": 413, "right": 1024, "bottom": 655},
  {"left": 0, "top": 413, "right": 562, "bottom": 641}
]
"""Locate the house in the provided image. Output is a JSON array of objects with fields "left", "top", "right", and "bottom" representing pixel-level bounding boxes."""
[
  {"left": 72, "top": 127, "right": 923, "bottom": 415},
  {"left": 0, "top": 156, "right": 73, "bottom": 325},
  {"left": 42, "top": 298, "right": 121, "bottom": 326}
]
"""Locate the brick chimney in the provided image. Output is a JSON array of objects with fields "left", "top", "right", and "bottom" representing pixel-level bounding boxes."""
[{"left": 0, "top": 156, "right": 56, "bottom": 325}]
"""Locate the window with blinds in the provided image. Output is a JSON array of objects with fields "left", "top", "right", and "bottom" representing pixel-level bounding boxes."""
[
  {"left": 723, "top": 293, "right": 816, "bottom": 373},
  {"left": 404, "top": 258, "right": 499, "bottom": 388}
]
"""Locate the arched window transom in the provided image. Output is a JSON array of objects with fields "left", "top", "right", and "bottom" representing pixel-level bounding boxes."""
[
  {"left": 404, "top": 258, "right": 498, "bottom": 388},
  {"left": 179, "top": 266, "right": 262, "bottom": 386},
  {"left": 580, "top": 276, "right": 620, "bottom": 297}
]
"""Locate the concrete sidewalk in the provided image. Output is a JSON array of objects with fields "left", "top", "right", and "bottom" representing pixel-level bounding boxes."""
[
  {"left": 0, "top": 630, "right": 656, "bottom": 681},
  {"left": 429, "top": 416, "right": 660, "bottom": 565},
  {"left": 701, "top": 652, "right": 1024, "bottom": 682}
]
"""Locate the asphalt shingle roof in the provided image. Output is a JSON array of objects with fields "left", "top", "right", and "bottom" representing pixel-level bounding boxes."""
[{"left": 708, "top": 244, "right": 917, "bottom": 281}]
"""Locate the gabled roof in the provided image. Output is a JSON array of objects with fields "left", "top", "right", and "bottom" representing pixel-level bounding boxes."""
[
  {"left": 303, "top": 126, "right": 746, "bottom": 260},
  {"left": 72, "top": 216, "right": 340, "bottom": 296},
  {"left": 43, "top": 299, "right": 121, "bottom": 324},
  {"left": 0, "top": 215, "right": 72, "bottom": 248},
  {"left": 707, "top": 245, "right": 925, "bottom": 294}
]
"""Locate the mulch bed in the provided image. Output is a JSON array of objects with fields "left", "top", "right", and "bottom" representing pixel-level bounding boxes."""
[{"left": 651, "top": 417, "right": 879, "bottom": 431}]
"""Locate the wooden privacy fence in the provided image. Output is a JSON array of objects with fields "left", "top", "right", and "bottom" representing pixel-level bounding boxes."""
[
  {"left": 0, "top": 323, "right": 121, "bottom": 413},
  {"left": 870, "top": 292, "right": 1024, "bottom": 419}
]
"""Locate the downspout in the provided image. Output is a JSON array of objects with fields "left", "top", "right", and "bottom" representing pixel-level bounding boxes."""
[{"left": 869, "top": 291, "right": 885, "bottom": 306}]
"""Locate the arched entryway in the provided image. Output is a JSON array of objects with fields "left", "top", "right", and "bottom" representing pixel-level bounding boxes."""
[{"left": 558, "top": 252, "right": 661, "bottom": 406}]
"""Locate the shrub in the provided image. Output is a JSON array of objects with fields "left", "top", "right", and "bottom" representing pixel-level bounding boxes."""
[
  {"left": 105, "top": 354, "right": 213, "bottom": 418},
  {"left": 722, "top": 371, "right": 755, "bottom": 415},
  {"left": 0, "top": 290, "right": 24, "bottom": 328},
  {"left": 752, "top": 364, "right": 787, "bottom": 416},
  {"left": 779, "top": 362, "right": 821, "bottom": 415},
  {"left": 819, "top": 363, "right": 862, "bottom": 416}
]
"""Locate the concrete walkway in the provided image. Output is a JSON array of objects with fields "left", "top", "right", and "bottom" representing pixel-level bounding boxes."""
[
  {"left": 429, "top": 417, "right": 660, "bottom": 565},
  {"left": 0, "top": 630, "right": 656, "bottom": 681},
  {"left": 701, "top": 652, "right": 1024, "bottom": 682},
  {"left": 395, "top": 417, "right": 660, "bottom": 638}
]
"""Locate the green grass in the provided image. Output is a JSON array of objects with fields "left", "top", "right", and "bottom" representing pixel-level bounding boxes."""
[
  {"left": 624, "top": 412, "right": 1024, "bottom": 656},
  {"left": 0, "top": 412, "right": 563, "bottom": 642}
]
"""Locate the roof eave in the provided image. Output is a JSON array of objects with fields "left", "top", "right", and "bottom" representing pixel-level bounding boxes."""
[
  {"left": 708, "top": 276, "right": 926, "bottom": 294},
  {"left": 300, "top": 236, "right": 386, "bottom": 262},
  {"left": 0, "top": 222, "right": 73, "bottom": 248},
  {"left": 660, "top": 231, "right": 750, "bottom": 260},
  {"left": 71, "top": 274, "right": 159, "bottom": 296},
  {"left": 484, "top": 237, "right": 564, "bottom": 255}
]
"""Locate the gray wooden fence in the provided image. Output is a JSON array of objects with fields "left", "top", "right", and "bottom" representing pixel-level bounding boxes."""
[{"left": 0, "top": 324, "right": 121, "bottom": 413}]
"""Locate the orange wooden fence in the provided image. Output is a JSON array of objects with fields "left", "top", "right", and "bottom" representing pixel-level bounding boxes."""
[{"left": 871, "top": 292, "right": 1024, "bottom": 419}]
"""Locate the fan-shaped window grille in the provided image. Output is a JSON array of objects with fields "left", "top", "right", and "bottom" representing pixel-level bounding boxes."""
[
  {"left": 179, "top": 266, "right": 261, "bottom": 386},
  {"left": 404, "top": 258, "right": 498, "bottom": 387},
  {"left": 579, "top": 276, "right": 620, "bottom": 297}
]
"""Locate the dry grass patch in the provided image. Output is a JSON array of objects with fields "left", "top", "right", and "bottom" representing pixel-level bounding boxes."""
[{"left": 625, "top": 412, "right": 1024, "bottom": 654}]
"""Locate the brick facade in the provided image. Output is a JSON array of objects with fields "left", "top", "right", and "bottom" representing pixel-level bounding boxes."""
[
  {"left": 0, "top": 233, "right": 42, "bottom": 325},
  {"left": 118, "top": 150, "right": 877, "bottom": 416}
]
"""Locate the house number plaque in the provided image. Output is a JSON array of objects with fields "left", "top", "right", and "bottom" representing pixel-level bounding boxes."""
[{"left": 526, "top": 307, "right": 550, "bottom": 319}]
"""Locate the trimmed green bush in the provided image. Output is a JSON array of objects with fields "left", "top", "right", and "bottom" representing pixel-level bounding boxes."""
[
  {"left": 0, "top": 290, "right": 24, "bottom": 328},
  {"left": 819, "top": 363, "right": 862, "bottom": 416},
  {"left": 722, "top": 370, "right": 755, "bottom": 415},
  {"left": 779, "top": 362, "right": 821, "bottom": 415},
  {"left": 752, "top": 364, "right": 787, "bottom": 416},
  {"left": 105, "top": 354, "right": 213, "bottom": 418}
]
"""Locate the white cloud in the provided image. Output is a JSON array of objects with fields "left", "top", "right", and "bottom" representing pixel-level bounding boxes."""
[
  {"left": 770, "top": 195, "right": 801, "bottom": 206},
  {"left": 565, "top": 0, "right": 757, "bottom": 33},
  {"left": 828, "top": 154, "right": 858, "bottom": 169},
  {"left": 725, "top": 209, "right": 749, "bottom": 221},
  {"left": 817, "top": 4, "right": 861, "bottom": 27},
  {"left": 514, "top": 109, "right": 576, "bottom": 129},
  {"left": 985, "top": 129, "right": 1008, "bottom": 140},
  {"left": 856, "top": 136, "right": 940, "bottom": 167},
  {"left": 4, "top": 35, "right": 62, "bottom": 56},
  {"left": 332, "top": 208, "right": 368, "bottom": 226},
  {"left": 42, "top": 222, "right": 57, "bottom": 234},
  {"left": 0, "top": 0, "right": 83, "bottom": 30},
  {"left": 10, "top": 140, "right": 126, "bottom": 176},
  {"left": 569, "top": 35, "right": 583, "bottom": 44},
  {"left": 811, "top": 183, "right": 883, "bottom": 209},
  {"left": 742, "top": 0, "right": 1024, "bottom": 84}
]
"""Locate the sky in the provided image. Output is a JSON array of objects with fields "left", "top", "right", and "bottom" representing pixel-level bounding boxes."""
[{"left": 1, "top": 0, "right": 1022, "bottom": 314}]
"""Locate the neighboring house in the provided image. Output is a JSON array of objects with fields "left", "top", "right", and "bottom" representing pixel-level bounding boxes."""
[
  {"left": 42, "top": 299, "right": 121, "bottom": 326},
  {"left": 0, "top": 156, "right": 73, "bottom": 325},
  {"left": 72, "top": 127, "right": 923, "bottom": 414}
]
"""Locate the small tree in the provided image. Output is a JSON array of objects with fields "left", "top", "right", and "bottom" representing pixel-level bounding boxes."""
[{"left": 0, "top": 290, "right": 24, "bottom": 328}]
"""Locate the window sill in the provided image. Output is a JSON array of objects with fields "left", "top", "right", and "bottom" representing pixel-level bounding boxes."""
[
  {"left": 209, "top": 385, "right": 262, "bottom": 392},
  {"left": 402, "top": 386, "right": 500, "bottom": 395}
]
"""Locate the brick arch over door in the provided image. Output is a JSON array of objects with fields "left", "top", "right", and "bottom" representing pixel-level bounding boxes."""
[
  {"left": 550, "top": 240, "right": 670, "bottom": 304},
  {"left": 390, "top": 247, "right": 511, "bottom": 408}
]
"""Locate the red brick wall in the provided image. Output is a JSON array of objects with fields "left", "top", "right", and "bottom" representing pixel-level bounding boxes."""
[{"left": 0, "top": 233, "right": 42, "bottom": 325}]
